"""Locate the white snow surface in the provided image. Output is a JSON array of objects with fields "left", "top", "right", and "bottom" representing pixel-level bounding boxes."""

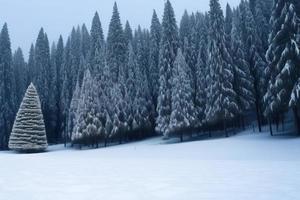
[{"left": 1, "top": 129, "right": 300, "bottom": 200}]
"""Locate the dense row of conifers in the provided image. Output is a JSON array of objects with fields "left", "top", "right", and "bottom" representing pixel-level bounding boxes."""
[{"left": 0, "top": 0, "right": 299, "bottom": 150}]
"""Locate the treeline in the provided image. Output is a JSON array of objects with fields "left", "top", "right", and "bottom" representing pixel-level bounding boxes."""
[{"left": 0, "top": 0, "right": 299, "bottom": 149}]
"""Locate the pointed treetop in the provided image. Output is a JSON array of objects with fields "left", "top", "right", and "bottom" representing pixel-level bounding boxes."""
[
  {"left": 153, "top": 9, "right": 158, "bottom": 17},
  {"left": 1, "top": 22, "right": 11, "bottom": 42},
  {"left": 29, "top": 82, "right": 37, "bottom": 90}
]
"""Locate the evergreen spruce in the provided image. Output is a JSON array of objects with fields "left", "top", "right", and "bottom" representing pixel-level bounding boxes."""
[
  {"left": 90, "top": 12, "right": 104, "bottom": 73},
  {"left": 107, "top": 2, "right": 126, "bottom": 83},
  {"left": 205, "top": 0, "right": 238, "bottom": 132},
  {"left": 72, "top": 69, "right": 102, "bottom": 146},
  {"left": 149, "top": 10, "right": 161, "bottom": 108},
  {"left": 0, "top": 23, "right": 16, "bottom": 149},
  {"left": 195, "top": 38, "right": 208, "bottom": 128},
  {"left": 169, "top": 49, "right": 196, "bottom": 141},
  {"left": 156, "top": 0, "right": 179, "bottom": 136}
]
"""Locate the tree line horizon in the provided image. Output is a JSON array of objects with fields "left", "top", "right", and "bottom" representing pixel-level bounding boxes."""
[{"left": 0, "top": 0, "right": 299, "bottom": 150}]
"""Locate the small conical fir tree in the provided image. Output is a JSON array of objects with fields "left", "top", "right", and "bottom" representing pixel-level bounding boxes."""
[
  {"left": 9, "top": 83, "right": 48, "bottom": 152},
  {"left": 169, "top": 49, "right": 196, "bottom": 141}
]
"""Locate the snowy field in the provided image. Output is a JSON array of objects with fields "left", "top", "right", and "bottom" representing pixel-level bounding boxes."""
[{"left": 1, "top": 129, "right": 300, "bottom": 200}]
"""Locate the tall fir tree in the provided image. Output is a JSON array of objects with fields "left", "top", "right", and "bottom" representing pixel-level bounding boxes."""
[
  {"left": 205, "top": 0, "right": 238, "bottom": 134},
  {"left": 265, "top": 0, "right": 300, "bottom": 132},
  {"left": 149, "top": 10, "right": 161, "bottom": 108},
  {"left": 72, "top": 69, "right": 102, "bottom": 146},
  {"left": 107, "top": 2, "right": 126, "bottom": 83},
  {"left": 156, "top": 0, "right": 179, "bottom": 136},
  {"left": 195, "top": 37, "right": 208, "bottom": 128},
  {"left": 0, "top": 23, "right": 16, "bottom": 149},
  {"left": 231, "top": 18, "right": 255, "bottom": 125},
  {"left": 90, "top": 12, "right": 104, "bottom": 73},
  {"left": 169, "top": 49, "right": 196, "bottom": 141},
  {"left": 68, "top": 79, "right": 81, "bottom": 142},
  {"left": 238, "top": 0, "right": 266, "bottom": 132}
]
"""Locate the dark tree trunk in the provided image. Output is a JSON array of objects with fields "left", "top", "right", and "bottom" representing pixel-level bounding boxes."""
[
  {"left": 281, "top": 113, "right": 285, "bottom": 132},
  {"left": 293, "top": 106, "right": 300, "bottom": 135},
  {"left": 269, "top": 117, "right": 273, "bottom": 136},
  {"left": 255, "top": 100, "right": 262, "bottom": 132},
  {"left": 241, "top": 115, "right": 245, "bottom": 130},
  {"left": 275, "top": 114, "right": 279, "bottom": 132},
  {"left": 224, "top": 120, "right": 228, "bottom": 137}
]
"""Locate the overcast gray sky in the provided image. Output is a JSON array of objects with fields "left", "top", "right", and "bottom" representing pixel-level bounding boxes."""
[{"left": 0, "top": 0, "right": 240, "bottom": 59}]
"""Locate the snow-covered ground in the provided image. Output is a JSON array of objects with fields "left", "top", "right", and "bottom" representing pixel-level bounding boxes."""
[{"left": 1, "top": 128, "right": 300, "bottom": 200}]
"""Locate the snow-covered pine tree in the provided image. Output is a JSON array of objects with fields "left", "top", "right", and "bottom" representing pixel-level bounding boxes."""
[
  {"left": 169, "top": 49, "right": 196, "bottom": 141},
  {"left": 238, "top": 0, "right": 266, "bottom": 132},
  {"left": 156, "top": 0, "right": 179, "bottom": 136},
  {"left": 231, "top": 18, "right": 255, "bottom": 126},
  {"left": 134, "top": 27, "right": 154, "bottom": 128},
  {"left": 182, "top": 37, "right": 196, "bottom": 99},
  {"left": 205, "top": 0, "right": 238, "bottom": 135},
  {"left": 195, "top": 38, "right": 208, "bottom": 129},
  {"left": 9, "top": 83, "right": 48, "bottom": 152},
  {"left": 124, "top": 43, "right": 136, "bottom": 135},
  {"left": 265, "top": 0, "right": 300, "bottom": 132},
  {"left": 107, "top": 2, "right": 126, "bottom": 83},
  {"left": 67, "top": 79, "right": 81, "bottom": 143},
  {"left": 72, "top": 69, "right": 102, "bottom": 147},
  {"left": 149, "top": 10, "right": 161, "bottom": 108},
  {"left": 99, "top": 63, "right": 114, "bottom": 146},
  {"left": 0, "top": 23, "right": 16, "bottom": 149},
  {"left": 133, "top": 50, "right": 152, "bottom": 138},
  {"left": 110, "top": 83, "right": 128, "bottom": 143}
]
